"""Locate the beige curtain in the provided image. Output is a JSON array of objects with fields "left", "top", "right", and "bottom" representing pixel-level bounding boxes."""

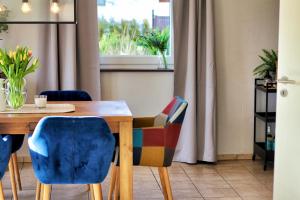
[
  {"left": 36, "top": 0, "right": 101, "bottom": 100},
  {"left": 173, "top": 0, "right": 217, "bottom": 163}
]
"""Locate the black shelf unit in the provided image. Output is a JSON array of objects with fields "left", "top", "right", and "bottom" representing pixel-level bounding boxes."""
[{"left": 253, "top": 79, "right": 277, "bottom": 170}]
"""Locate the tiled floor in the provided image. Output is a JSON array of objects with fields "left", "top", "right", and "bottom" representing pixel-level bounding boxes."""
[{"left": 1, "top": 160, "right": 273, "bottom": 200}]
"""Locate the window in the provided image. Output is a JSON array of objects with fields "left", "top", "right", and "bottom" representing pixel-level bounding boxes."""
[{"left": 97, "top": 0, "right": 173, "bottom": 67}]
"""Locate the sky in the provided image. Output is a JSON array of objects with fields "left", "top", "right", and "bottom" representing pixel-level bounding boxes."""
[{"left": 97, "top": 0, "right": 170, "bottom": 24}]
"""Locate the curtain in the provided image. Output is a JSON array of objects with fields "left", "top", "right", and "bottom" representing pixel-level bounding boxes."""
[
  {"left": 173, "top": 0, "right": 217, "bottom": 163},
  {"left": 36, "top": 0, "right": 101, "bottom": 100}
]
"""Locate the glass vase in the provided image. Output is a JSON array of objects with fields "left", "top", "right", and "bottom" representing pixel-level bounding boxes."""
[{"left": 5, "top": 78, "right": 27, "bottom": 110}]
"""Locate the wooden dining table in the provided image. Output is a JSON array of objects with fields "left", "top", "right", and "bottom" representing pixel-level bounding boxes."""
[{"left": 0, "top": 101, "right": 133, "bottom": 200}]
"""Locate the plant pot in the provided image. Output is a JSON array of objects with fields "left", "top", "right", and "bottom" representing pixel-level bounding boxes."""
[{"left": 5, "top": 78, "right": 27, "bottom": 110}]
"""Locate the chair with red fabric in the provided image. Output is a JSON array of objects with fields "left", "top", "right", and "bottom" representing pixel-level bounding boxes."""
[{"left": 108, "top": 96, "right": 188, "bottom": 200}]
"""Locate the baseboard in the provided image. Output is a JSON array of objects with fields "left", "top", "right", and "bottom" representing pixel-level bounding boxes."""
[
  {"left": 18, "top": 154, "right": 253, "bottom": 163},
  {"left": 217, "top": 154, "right": 253, "bottom": 161}
]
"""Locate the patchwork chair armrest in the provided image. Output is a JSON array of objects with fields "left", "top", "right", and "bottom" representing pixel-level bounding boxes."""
[{"left": 133, "top": 117, "right": 155, "bottom": 128}]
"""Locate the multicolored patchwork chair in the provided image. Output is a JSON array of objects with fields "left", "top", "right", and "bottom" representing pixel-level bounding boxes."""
[
  {"left": 0, "top": 135, "right": 12, "bottom": 199},
  {"left": 108, "top": 96, "right": 188, "bottom": 200},
  {"left": 29, "top": 117, "right": 115, "bottom": 200}
]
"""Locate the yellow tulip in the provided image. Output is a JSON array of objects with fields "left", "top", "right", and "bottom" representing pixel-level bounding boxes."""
[
  {"left": 9, "top": 51, "right": 13, "bottom": 58},
  {"left": 33, "top": 59, "right": 38, "bottom": 65}
]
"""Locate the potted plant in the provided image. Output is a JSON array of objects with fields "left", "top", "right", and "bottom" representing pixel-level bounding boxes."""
[
  {"left": 253, "top": 49, "right": 278, "bottom": 80},
  {"left": 135, "top": 28, "right": 170, "bottom": 69},
  {"left": 0, "top": 46, "right": 39, "bottom": 109}
]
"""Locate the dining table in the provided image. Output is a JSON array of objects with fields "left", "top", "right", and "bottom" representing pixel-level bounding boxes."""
[{"left": 0, "top": 101, "right": 133, "bottom": 200}]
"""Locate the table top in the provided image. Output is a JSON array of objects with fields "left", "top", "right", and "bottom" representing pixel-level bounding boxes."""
[{"left": 0, "top": 101, "right": 133, "bottom": 123}]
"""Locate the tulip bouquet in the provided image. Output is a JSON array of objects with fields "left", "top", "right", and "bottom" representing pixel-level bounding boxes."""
[{"left": 0, "top": 46, "right": 39, "bottom": 109}]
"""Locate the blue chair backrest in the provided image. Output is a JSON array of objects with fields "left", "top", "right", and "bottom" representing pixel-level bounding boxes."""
[
  {"left": 40, "top": 90, "right": 92, "bottom": 101},
  {"left": 28, "top": 117, "right": 115, "bottom": 184},
  {"left": 0, "top": 135, "right": 12, "bottom": 179}
]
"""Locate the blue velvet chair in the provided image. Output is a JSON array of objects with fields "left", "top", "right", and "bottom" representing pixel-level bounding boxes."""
[
  {"left": 0, "top": 135, "right": 12, "bottom": 199},
  {"left": 40, "top": 90, "right": 92, "bottom": 101},
  {"left": 28, "top": 117, "right": 115, "bottom": 200}
]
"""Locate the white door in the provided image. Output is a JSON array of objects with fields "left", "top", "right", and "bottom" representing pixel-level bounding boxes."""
[{"left": 273, "top": 0, "right": 300, "bottom": 199}]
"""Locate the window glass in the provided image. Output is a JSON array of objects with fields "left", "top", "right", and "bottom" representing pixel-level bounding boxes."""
[{"left": 97, "top": 0, "right": 171, "bottom": 56}]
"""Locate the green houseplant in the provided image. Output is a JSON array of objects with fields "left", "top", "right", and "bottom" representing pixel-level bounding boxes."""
[
  {"left": 253, "top": 49, "right": 278, "bottom": 79},
  {"left": 0, "top": 46, "right": 39, "bottom": 109},
  {"left": 136, "top": 28, "right": 170, "bottom": 69}
]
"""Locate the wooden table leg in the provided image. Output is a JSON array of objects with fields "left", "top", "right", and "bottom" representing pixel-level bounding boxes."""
[{"left": 119, "top": 121, "right": 133, "bottom": 200}]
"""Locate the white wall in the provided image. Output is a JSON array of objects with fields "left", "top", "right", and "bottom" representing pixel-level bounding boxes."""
[
  {"left": 101, "top": 71, "right": 174, "bottom": 116},
  {"left": 214, "top": 0, "right": 279, "bottom": 155}
]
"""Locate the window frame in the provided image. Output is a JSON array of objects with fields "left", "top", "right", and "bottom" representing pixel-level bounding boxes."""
[{"left": 98, "top": 0, "right": 174, "bottom": 69}]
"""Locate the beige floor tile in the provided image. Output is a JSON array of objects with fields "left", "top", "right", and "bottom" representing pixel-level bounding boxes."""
[
  {"left": 189, "top": 173, "right": 224, "bottom": 182},
  {"left": 1, "top": 160, "right": 275, "bottom": 199},
  {"left": 204, "top": 198, "right": 242, "bottom": 200},
  {"left": 193, "top": 180, "right": 231, "bottom": 189},
  {"left": 242, "top": 197, "right": 273, "bottom": 200},
  {"left": 233, "top": 185, "right": 273, "bottom": 198},
  {"left": 199, "top": 188, "right": 239, "bottom": 198},
  {"left": 227, "top": 179, "right": 265, "bottom": 188},
  {"left": 134, "top": 189, "right": 164, "bottom": 199},
  {"left": 219, "top": 171, "right": 257, "bottom": 181},
  {"left": 172, "top": 188, "right": 203, "bottom": 199}
]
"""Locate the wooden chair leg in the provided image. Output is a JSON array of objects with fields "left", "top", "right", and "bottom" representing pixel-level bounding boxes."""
[
  {"left": 35, "top": 181, "right": 41, "bottom": 200},
  {"left": 92, "top": 184, "right": 103, "bottom": 200},
  {"left": 159, "top": 167, "right": 173, "bottom": 200},
  {"left": 158, "top": 167, "right": 168, "bottom": 200},
  {"left": 108, "top": 165, "right": 117, "bottom": 200},
  {"left": 42, "top": 184, "right": 51, "bottom": 200},
  {"left": 12, "top": 153, "right": 22, "bottom": 191},
  {"left": 40, "top": 184, "right": 44, "bottom": 200},
  {"left": 113, "top": 167, "right": 120, "bottom": 200},
  {"left": 0, "top": 181, "right": 5, "bottom": 200},
  {"left": 89, "top": 184, "right": 94, "bottom": 200},
  {"left": 8, "top": 158, "right": 18, "bottom": 200}
]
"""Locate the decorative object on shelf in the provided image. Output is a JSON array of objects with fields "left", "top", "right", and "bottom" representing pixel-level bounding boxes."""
[
  {"left": 136, "top": 28, "right": 170, "bottom": 69},
  {"left": 253, "top": 49, "right": 278, "bottom": 81},
  {"left": 21, "top": 0, "right": 31, "bottom": 14},
  {"left": 0, "top": 4, "right": 9, "bottom": 34},
  {"left": 0, "top": 78, "right": 6, "bottom": 111},
  {"left": 0, "top": 46, "right": 39, "bottom": 109}
]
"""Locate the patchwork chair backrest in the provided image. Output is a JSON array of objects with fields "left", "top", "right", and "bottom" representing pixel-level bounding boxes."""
[
  {"left": 28, "top": 117, "right": 115, "bottom": 184},
  {"left": 133, "top": 97, "right": 188, "bottom": 167},
  {"left": 0, "top": 135, "right": 12, "bottom": 179},
  {"left": 40, "top": 90, "right": 92, "bottom": 101},
  {"left": 154, "top": 96, "right": 187, "bottom": 126}
]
